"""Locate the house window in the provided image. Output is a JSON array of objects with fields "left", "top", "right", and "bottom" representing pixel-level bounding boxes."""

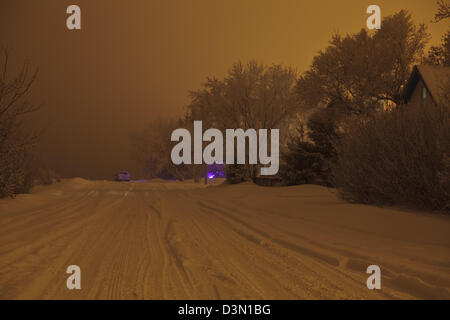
[{"left": 422, "top": 87, "right": 427, "bottom": 106}]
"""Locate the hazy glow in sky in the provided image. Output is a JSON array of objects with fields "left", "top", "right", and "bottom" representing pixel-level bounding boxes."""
[{"left": 0, "top": 0, "right": 446, "bottom": 178}]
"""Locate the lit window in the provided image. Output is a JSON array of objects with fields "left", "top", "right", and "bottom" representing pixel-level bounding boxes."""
[{"left": 422, "top": 87, "right": 427, "bottom": 106}]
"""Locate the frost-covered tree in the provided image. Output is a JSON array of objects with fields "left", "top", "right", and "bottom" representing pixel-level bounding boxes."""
[{"left": 0, "top": 48, "right": 40, "bottom": 197}]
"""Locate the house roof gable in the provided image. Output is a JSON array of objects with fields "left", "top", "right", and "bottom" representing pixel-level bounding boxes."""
[{"left": 403, "top": 65, "right": 450, "bottom": 105}]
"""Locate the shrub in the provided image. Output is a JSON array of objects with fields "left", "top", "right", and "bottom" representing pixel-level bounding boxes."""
[
  {"left": 226, "top": 164, "right": 250, "bottom": 184},
  {"left": 332, "top": 101, "right": 450, "bottom": 212},
  {"left": 280, "top": 104, "right": 345, "bottom": 186},
  {"left": 0, "top": 149, "right": 58, "bottom": 198},
  {"left": 0, "top": 128, "right": 31, "bottom": 197},
  {"left": 281, "top": 137, "right": 330, "bottom": 185}
]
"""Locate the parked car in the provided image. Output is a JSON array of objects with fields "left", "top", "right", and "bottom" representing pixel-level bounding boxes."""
[{"left": 116, "top": 171, "right": 131, "bottom": 182}]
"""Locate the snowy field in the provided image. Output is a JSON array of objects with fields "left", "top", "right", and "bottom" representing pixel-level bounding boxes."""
[{"left": 0, "top": 178, "right": 449, "bottom": 299}]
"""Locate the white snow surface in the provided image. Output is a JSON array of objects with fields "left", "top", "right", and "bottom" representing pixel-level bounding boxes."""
[{"left": 0, "top": 178, "right": 449, "bottom": 299}]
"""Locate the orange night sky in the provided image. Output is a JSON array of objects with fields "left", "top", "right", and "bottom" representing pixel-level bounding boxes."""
[{"left": 0, "top": 0, "right": 446, "bottom": 178}]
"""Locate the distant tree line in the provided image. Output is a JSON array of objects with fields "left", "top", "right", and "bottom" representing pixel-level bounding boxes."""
[
  {"left": 131, "top": 62, "right": 300, "bottom": 182},
  {"left": 131, "top": 6, "right": 449, "bottom": 211}
]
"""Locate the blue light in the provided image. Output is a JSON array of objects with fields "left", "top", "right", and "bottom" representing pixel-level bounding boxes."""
[{"left": 206, "top": 162, "right": 225, "bottom": 179}]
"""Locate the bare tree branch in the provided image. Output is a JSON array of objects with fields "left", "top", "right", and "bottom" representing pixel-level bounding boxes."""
[{"left": 433, "top": 0, "right": 450, "bottom": 22}]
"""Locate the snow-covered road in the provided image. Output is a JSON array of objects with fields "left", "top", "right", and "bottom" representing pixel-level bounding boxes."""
[{"left": 0, "top": 178, "right": 449, "bottom": 299}]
